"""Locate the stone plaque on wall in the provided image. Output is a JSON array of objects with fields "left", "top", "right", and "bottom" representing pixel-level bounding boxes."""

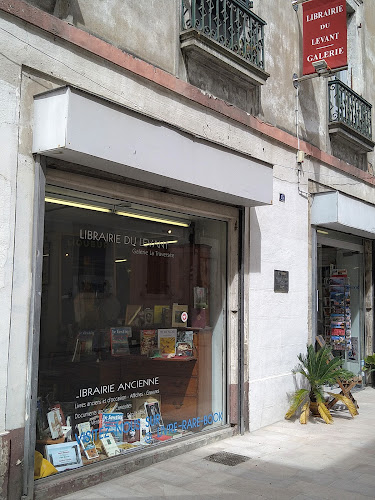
[{"left": 274, "top": 270, "right": 289, "bottom": 293}]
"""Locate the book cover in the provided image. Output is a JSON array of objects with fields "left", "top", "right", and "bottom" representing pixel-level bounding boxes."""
[
  {"left": 144, "top": 402, "right": 163, "bottom": 434},
  {"left": 193, "top": 287, "right": 208, "bottom": 309},
  {"left": 162, "top": 306, "right": 172, "bottom": 327},
  {"left": 51, "top": 403, "right": 66, "bottom": 426},
  {"left": 176, "top": 342, "right": 194, "bottom": 357},
  {"left": 329, "top": 277, "right": 346, "bottom": 286},
  {"left": 331, "top": 269, "right": 348, "bottom": 277},
  {"left": 190, "top": 308, "right": 209, "bottom": 328},
  {"left": 125, "top": 305, "right": 142, "bottom": 326},
  {"left": 78, "top": 330, "right": 95, "bottom": 356},
  {"left": 47, "top": 408, "right": 64, "bottom": 439},
  {"left": 176, "top": 331, "right": 194, "bottom": 357},
  {"left": 158, "top": 329, "right": 177, "bottom": 357},
  {"left": 140, "top": 330, "right": 157, "bottom": 356},
  {"left": 45, "top": 441, "right": 83, "bottom": 472},
  {"left": 76, "top": 421, "right": 99, "bottom": 460},
  {"left": 144, "top": 308, "right": 154, "bottom": 326},
  {"left": 110, "top": 327, "right": 131, "bottom": 356},
  {"left": 100, "top": 433, "right": 120, "bottom": 457},
  {"left": 154, "top": 305, "right": 169, "bottom": 325},
  {"left": 331, "top": 328, "right": 345, "bottom": 336},
  {"left": 99, "top": 413, "right": 123, "bottom": 443},
  {"left": 123, "top": 419, "right": 141, "bottom": 443}
]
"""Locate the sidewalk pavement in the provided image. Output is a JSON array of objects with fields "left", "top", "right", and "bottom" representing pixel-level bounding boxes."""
[{"left": 59, "top": 388, "right": 375, "bottom": 500}]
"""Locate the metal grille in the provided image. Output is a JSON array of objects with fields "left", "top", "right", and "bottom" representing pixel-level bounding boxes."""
[
  {"left": 182, "top": 0, "right": 266, "bottom": 70},
  {"left": 328, "top": 79, "right": 372, "bottom": 140},
  {"left": 204, "top": 451, "right": 251, "bottom": 466}
]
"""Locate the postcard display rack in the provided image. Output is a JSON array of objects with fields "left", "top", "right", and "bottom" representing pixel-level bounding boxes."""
[{"left": 322, "top": 267, "right": 352, "bottom": 352}]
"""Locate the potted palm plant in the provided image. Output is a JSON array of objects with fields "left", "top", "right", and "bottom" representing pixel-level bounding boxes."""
[
  {"left": 285, "top": 344, "right": 358, "bottom": 424},
  {"left": 363, "top": 354, "right": 375, "bottom": 388}
]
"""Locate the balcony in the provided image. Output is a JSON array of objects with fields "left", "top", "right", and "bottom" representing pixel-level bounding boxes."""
[
  {"left": 180, "top": 0, "right": 269, "bottom": 88},
  {"left": 328, "top": 79, "right": 374, "bottom": 153}
]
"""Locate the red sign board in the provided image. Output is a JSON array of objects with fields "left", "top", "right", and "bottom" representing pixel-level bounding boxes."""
[{"left": 303, "top": 0, "right": 347, "bottom": 76}]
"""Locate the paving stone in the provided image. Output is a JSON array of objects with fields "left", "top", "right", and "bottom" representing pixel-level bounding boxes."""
[{"left": 57, "top": 388, "right": 375, "bottom": 500}]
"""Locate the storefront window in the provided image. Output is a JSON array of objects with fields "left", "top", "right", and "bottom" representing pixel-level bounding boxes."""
[
  {"left": 317, "top": 229, "right": 364, "bottom": 376},
  {"left": 35, "top": 187, "right": 227, "bottom": 475}
]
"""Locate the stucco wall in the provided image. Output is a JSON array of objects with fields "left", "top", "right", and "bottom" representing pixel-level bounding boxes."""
[
  {"left": 0, "top": 50, "right": 21, "bottom": 434},
  {"left": 248, "top": 151, "right": 309, "bottom": 431},
  {"left": 25, "top": 0, "right": 181, "bottom": 76}
]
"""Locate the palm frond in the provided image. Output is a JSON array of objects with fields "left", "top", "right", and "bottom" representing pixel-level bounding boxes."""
[
  {"left": 285, "top": 388, "right": 309, "bottom": 419},
  {"left": 299, "top": 402, "right": 310, "bottom": 424},
  {"left": 327, "top": 392, "right": 359, "bottom": 417},
  {"left": 311, "top": 386, "right": 325, "bottom": 404},
  {"left": 318, "top": 402, "right": 333, "bottom": 424}
]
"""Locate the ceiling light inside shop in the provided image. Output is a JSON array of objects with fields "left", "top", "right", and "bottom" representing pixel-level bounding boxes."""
[
  {"left": 317, "top": 229, "right": 329, "bottom": 235},
  {"left": 45, "top": 197, "right": 111, "bottom": 213},
  {"left": 114, "top": 259, "right": 128, "bottom": 263},
  {"left": 115, "top": 211, "right": 189, "bottom": 227},
  {"left": 45, "top": 197, "right": 190, "bottom": 227},
  {"left": 142, "top": 240, "right": 178, "bottom": 247}
]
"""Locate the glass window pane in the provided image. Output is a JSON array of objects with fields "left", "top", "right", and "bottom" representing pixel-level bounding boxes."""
[
  {"left": 36, "top": 189, "right": 227, "bottom": 473},
  {"left": 317, "top": 230, "right": 363, "bottom": 377}
]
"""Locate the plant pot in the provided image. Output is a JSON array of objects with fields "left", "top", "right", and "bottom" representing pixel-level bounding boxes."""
[
  {"left": 309, "top": 402, "right": 320, "bottom": 416},
  {"left": 309, "top": 401, "right": 328, "bottom": 416}
]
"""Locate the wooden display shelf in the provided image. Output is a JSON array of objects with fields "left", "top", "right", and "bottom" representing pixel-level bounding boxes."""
[
  {"left": 150, "top": 356, "right": 197, "bottom": 362},
  {"left": 36, "top": 436, "right": 65, "bottom": 445}
]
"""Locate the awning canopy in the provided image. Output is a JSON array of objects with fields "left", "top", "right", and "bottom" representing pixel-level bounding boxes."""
[
  {"left": 311, "top": 191, "right": 375, "bottom": 239},
  {"left": 33, "top": 86, "right": 273, "bottom": 207}
]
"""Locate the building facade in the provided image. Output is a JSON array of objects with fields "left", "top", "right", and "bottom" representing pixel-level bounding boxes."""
[{"left": 0, "top": 0, "right": 374, "bottom": 498}]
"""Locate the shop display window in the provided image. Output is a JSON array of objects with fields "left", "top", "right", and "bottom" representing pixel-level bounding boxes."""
[{"left": 35, "top": 187, "right": 227, "bottom": 475}]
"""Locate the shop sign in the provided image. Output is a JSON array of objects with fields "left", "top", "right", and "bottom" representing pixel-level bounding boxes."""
[{"left": 303, "top": 0, "right": 347, "bottom": 76}]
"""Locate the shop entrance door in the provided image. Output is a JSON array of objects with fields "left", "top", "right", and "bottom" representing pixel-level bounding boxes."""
[
  {"left": 317, "top": 230, "right": 364, "bottom": 378},
  {"left": 337, "top": 250, "right": 363, "bottom": 376}
]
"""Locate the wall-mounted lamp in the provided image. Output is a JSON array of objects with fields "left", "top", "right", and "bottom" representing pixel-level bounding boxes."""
[
  {"left": 312, "top": 59, "right": 330, "bottom": 76},
  {"left": 293, "top": 59, "right": 337, "bottom": 85}
]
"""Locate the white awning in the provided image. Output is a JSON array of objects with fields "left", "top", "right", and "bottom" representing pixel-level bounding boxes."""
[
  {"left": 311, "top": 191, "right": 375, "bottom": 239},
  {"left": 33, "top": 86, "right": 273, "bottom": 207}
]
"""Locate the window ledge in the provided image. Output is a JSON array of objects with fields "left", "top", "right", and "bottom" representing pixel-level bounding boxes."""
[
  {"left": 180, "top": 29, "right": 270, "bottom": 87},
  {"left": 328, "top": 122, "right": 375, "bottom": 153}
]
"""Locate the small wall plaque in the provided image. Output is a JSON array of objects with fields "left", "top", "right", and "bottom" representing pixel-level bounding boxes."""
[{"left": 274, "top": 270, "right": 289, "bottom": 293}]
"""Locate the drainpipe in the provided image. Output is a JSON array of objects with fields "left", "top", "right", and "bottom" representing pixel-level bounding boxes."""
[{"left": 238, "top": 207, "right": 245, "bottom": 434}]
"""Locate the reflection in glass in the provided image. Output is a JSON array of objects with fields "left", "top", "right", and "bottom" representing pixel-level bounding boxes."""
[{"left": 36, "top": 191, "right": 227, "bottom": 474}]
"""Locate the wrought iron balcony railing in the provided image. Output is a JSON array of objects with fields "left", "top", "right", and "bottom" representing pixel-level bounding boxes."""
[
  {"left": 181, "top": 0, "right": 266, "bottom": 71},
  {"left": 328, "top": 79, "right": 372, "bottom": 141}
]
